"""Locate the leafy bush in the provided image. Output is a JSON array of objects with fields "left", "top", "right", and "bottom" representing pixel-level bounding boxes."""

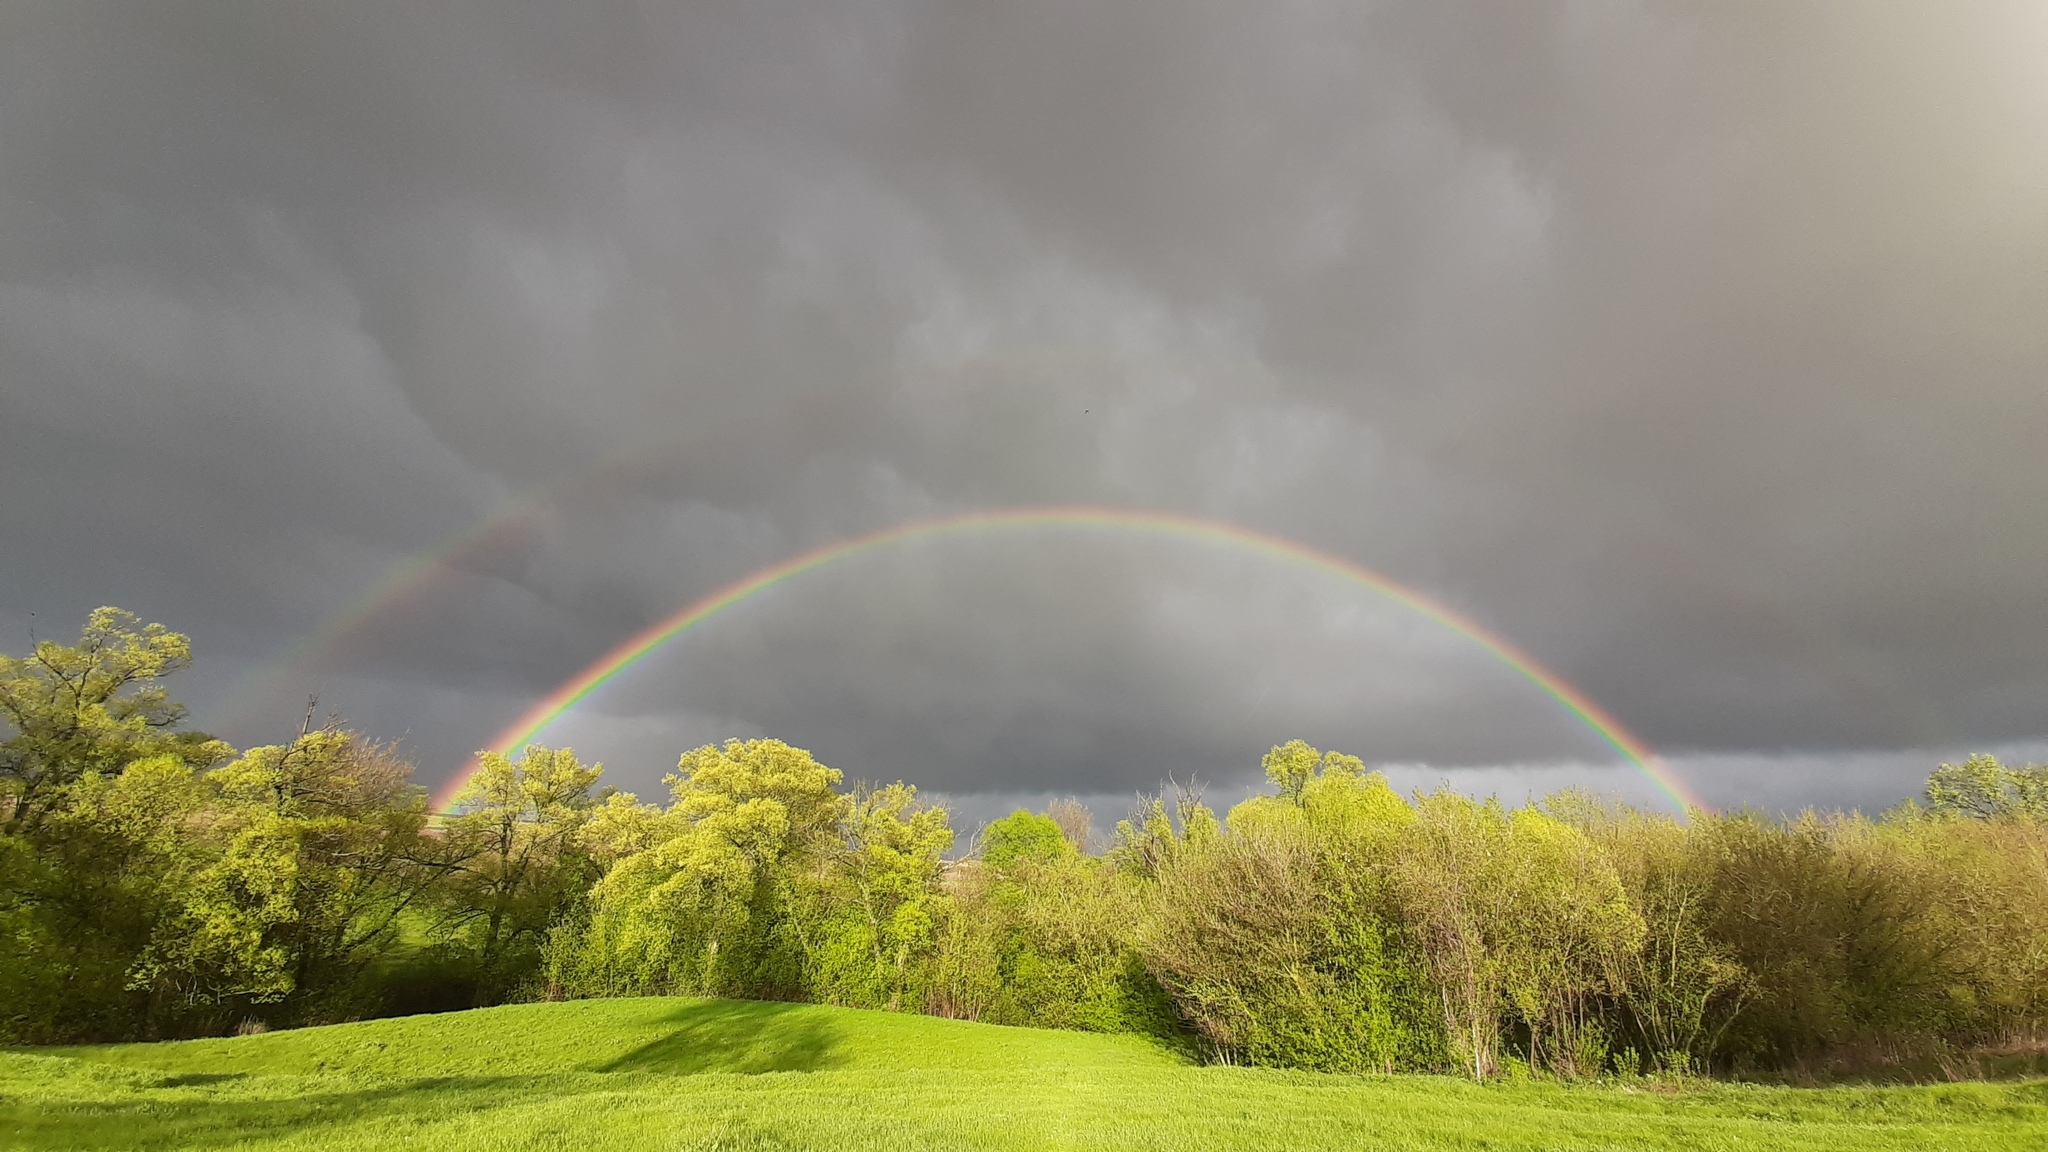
[
  {"left": 978, "top": 810, "right": 1072, "bottom": 869},
  {"left": 1145, "top": 760, "right": 1444, "bottom": 1072},
  {"left": 7, "top": 610, "right": 2048, "bottom": 1083}
]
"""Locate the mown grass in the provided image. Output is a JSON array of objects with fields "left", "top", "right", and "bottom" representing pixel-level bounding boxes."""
[{"left": 4, "top": 998, "right": 2046, "bottom": 1150}]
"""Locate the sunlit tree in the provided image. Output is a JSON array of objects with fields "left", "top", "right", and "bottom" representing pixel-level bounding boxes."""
[{"left": 440, "top": 745, "right": 604, "bottom": 1004}]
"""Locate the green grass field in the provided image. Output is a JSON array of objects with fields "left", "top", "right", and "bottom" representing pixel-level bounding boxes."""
[{"left": 4, "top": 999, "right": 2045, "bottom": 1150}]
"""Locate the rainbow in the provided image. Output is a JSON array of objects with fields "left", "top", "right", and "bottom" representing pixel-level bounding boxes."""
[
  {"left": 212, "top": 444, "right": 684, "bottom": 736},
  {"left": 438, "top": 507, "right": 1701, "bottom": 813}
]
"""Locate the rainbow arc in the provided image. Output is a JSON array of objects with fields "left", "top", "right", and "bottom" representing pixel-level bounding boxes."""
[{"left": 435, "top": 507, "right": 1701, "bottom": 814}]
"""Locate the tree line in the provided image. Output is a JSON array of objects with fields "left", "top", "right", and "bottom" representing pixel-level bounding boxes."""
[{"left": 5, "top": 609, "right": 2046, "bottom": 1079}]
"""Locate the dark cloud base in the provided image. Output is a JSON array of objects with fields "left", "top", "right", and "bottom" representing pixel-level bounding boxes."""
[{"left": 3, "top": 2, "right": 2043, "bottom": 813}]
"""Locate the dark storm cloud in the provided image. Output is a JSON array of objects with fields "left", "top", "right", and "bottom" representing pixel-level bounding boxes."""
[{"left": 2, "top": 1, "right": 2043, "bottom": 813}]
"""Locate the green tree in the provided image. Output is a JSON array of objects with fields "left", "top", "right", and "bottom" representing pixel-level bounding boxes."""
[
  {"left": 439, "top": 745, "right": 603, "bottom": 1004},
  {"left": 549, "top": 739, "right": 846, "bottom": 998},
  {"left": 1927, "top": 754, "right": 2048, "bottom": 820},
  {"left": 1895, "top": 810, "right": 2048, "bottom": 1037},
  {"left": 1147, "top": 747, "right": 1440, "bottom": 1072},
  {"left": 1108, "top": 789, "right": 1218, "bottom": 880},
  {"left": 0, "top": 609, "right": 227, "bottom": 1042},
  {"left": 979, "top": 809, "right": 1072, "bottom": 870},
  {"left": 132, "top": 729, "right": 440, "bottom": 1026},
  {"left": 1388, "top": 792, "right": 1519, "bottom": 1079},
  {"left": 935, "top": 849, "right": 1175, "bottom": 1037},
  {"left": 799, "top": 781, "right": 953, "bottom": 1010},
  {"left": 1490, "top": 807, "right": 1643, "bottom": 1077},
  {"left": 1694, "top": 811, "right": 1956, "bottom": 1067},
  {"left": 0, "top": 608, "right": 227, "bottom": 830},
  {"left": 0, "top": 755, "right": 213, "bottom": 1041},
  {"left": 1262, "top": 739, "right": 1321, "bottom": 802},
  {"left": 1551, "top": 793, "right": 1745, "bottom": 1075}
]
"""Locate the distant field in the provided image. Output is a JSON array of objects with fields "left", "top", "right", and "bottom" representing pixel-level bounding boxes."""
[{"left": 4, "top": 999, "right": 2045, "bottom": 1151}]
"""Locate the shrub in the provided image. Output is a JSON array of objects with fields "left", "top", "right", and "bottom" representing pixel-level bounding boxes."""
[{"left": 1145, "top": 754, "right": 1445, "bottom": 1072}]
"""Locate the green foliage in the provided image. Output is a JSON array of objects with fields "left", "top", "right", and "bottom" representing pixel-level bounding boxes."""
[
  {"left": 1688, "top": 812, "right": 1945, "bottom": 1067},
  {"left": 1160, "top": 747, "right": 1644, "bottom": 1080},
  {"left": 1927, "top": 753, "right": 2048, "bottom": 820},
  {"left": 1552, "top": 793, "right": 1745, "bottom": 1073},
  {"left": 1107, "top": 789, "right": 1217, "bottom": 879},
  {"left": 132, "top": 730, "right": 440, "bottom": 1028},
  {"left": 438, "top": 745, "right": 604, "bottom": 1004},
  {"left": 0, "top": 755, "right": 213, "bottom": 1042},
  {"left": 1147, "top": 752, "right": 1441, "bottom": 1072},
  {"left": 1261, "top": 738, "right": 1321, "bottom": 800},
  {"left": 0, "top": 610, "right": 228, "bottom": 1043},
  {"left": 1481, "top": 805, "right": 1643, "bottom": 1078},
  {"left": 0, "top": 608, "right": 228, "bottom": 830},
  {"left": 798, "top": 781, "right": 953, "bottom": 1010},
  {"left": 932, "top": 852, "right": 1181, "bottom": 1040},
  {"left": 978, "top": 809, "right": 1072, "bottom": 869},
  {"left": 1258, "top": 739, "right": 1368, "bottom": 803},
  {"left": 547, "top": 738, "right": 847, "bottom": 998},
  {"left": 1901, "top": 813, "right": 2048, "bottom": 1034},
  {"left": 1150, "top": 742, "right": 2048, "bottom": 1082},
  {"left": 6, "top": 606, "right": 2048, "bottom": 1095}
]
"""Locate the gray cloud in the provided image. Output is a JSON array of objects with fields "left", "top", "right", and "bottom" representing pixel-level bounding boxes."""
[{"left": 2, "top": 1, "right": 2044, "bottom": 816}]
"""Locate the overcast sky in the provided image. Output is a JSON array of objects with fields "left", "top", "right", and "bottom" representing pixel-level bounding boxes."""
[{"left": 3, "top": 2, "right": 2044, "bottom": 821}]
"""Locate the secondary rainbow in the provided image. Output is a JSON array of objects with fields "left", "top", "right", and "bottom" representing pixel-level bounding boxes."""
[{"left": 440, "top": 507, "right": 1701, "bottom": 813}]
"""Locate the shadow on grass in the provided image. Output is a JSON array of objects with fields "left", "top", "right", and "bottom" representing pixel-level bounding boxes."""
[
  {"left": 1, "top": 1076, "right": 531, "bottom": 1151},
  {"left": 1745, "top": 1034, "right": 2048, "bottom": 1087},
  {"left": 156, "top": 1071, "right": 246, "bottom": 1087},
  {"left": 5, "top": 1001, "right": 848, "bottom": 1148},
  {"left": 601, "top": 999, "right": 844, "bottom": 1075}
]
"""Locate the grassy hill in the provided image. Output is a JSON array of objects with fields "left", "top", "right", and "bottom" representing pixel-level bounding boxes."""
[{"left": 4, "top": 999, "right": 2046, "bottom": 1150}]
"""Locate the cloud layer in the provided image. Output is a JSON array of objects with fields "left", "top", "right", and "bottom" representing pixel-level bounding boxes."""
[{"left": 3, "top": 2, "right": 2044, "bottom": 812}]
